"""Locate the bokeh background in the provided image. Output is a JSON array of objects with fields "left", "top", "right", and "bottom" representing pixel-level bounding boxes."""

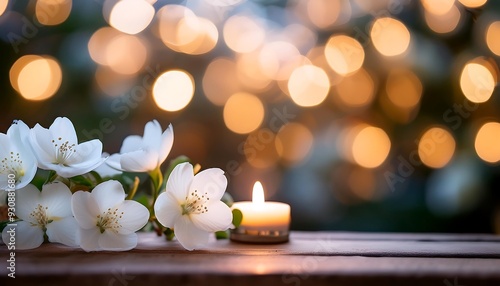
[{"left": 1, "top": 0, "right": 500, "bottom": 233}]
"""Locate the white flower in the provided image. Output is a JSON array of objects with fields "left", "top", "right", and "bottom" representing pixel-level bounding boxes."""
[
  {"left": 29, "top": 117, "right": 105, "bottom": 178},
  {"left": 0, "top": 120, "right": 37, "bottom": 190},
  {"left": 154, "top": 162, "right": 232, "bottom": 250},
  {"left": 1, "top": 183, "right": 78, "bottom": 250},
  {"left": 93, "top": 153, "right": 122, "bottom": 178},
  {"left": 71, "top": 180, "right": 149, "bottom": 252},
  {"left": 106, "top": 120, "right": 173, "bottom": 173}
]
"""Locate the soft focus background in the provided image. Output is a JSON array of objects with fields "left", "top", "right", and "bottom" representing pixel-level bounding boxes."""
[{"left": 1, "top": 0, "right": 500, "bottom": 233}]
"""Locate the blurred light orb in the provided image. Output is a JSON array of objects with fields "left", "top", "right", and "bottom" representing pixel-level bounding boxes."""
[
  {"left": 486, "top": 21, "right": 500, "bottom": 56},
  {"left": 371, "top": 17, "right": 411, "bottom": 57},
  {"left": 352, "top": 126, "right": 391, "bottom": 168},
  {"left": 334, "top": 68, "right": 375, "bottom": 109},
  {"left": 10, "top": 55, "right": 42, "bottom": 93},
  {"left": 421, "top": 0, "right": 454, "bottom": 15},
  {"left": 475, "top": 122, "right": 500, "bottom": 163},
  {"left": 0, "top": 0, "right": 8, "bottom": 16},
  {"left": 153, "top": 70, "right": 194, "bottom": 112},
  {"left": 386, "top": 69, "right": 423, "bottom": 109},
  {"left": 460, "top": 62, "right": 495, "bottom": 103},
  {"left": 259, "top": 41, "right": 302, "bottom": 81},
  {"left": 324, "top": 35, "right": 364, "bottom": 75},
  {"left": 306, "top": 0, "right": 341, "bottom": 29},
  {"left": 275, "top": 123, "right": 314, "bottom": 165},
  {"left": 177, "top": 17, "right": 218, "bottom": 55},
  {"left": 157, "top": 5, "right": 199, "bottom": 49},
  {"left": 106, "top": 34, "right": 148, "bottom": 75},
  {"left": 223, "top": 92, "right": 264, "bottom": 134},
  {"left": 36, "top": 0, "right": 72, "bottom": 26},
  {"left": 14, "top": 56, "right": 62, "bottom": 101},
  {"left": 458, "top": 0, "right": 487, "bottom": 8},
  {"left": 88, "top": 27, "right": 122, "bottom": 66},
  {"left": 236, "top": 52, "right": 272, "bottom": 91},
  {"left": 418, "top": 127, "right": 456, "bottom": 168},
  {"left": 288, "top": 65, "right": 330, "bottom": 107},
  {"left": 424, "top": 4, "right": 462, "bottom": 34},
  {"left": 223, "top": 15, "right": 265, "bottom": 53},
  {"left": 109, "top": 0, "right": 155, "bottom": 34},
  {"left": 203, "top": 58, "right": 240, "bottom": 106}
]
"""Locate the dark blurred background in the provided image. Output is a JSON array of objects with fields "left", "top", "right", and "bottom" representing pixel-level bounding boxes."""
[{"left": 1, "top": 0, "right": 500, "bottom": 233}]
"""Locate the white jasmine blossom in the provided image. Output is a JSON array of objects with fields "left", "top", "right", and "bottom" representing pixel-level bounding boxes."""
[
  {"left": 106, "top": 120, "right": 173, "bottom": 173},
  {"left": 0, "top": 120, "right": 37, "bottom": 190},
  {"left": 29, "top": 117, "right": 105, "bottom": 178},
  {"left": 154, "top": 162, "right": 232, "bottom": 250},
  {"left": 71, "top": 180, "right": 149, "bottom": 252},
  {"left": 1, "top": 183, "right": 78, "bottom": 249}
]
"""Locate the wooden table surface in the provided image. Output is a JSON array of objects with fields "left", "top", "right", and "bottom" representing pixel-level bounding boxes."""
[{"left": 2, "top": 231, "right": 500, "bottom": 286}]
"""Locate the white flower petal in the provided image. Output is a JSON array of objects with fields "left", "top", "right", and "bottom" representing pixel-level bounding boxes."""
[
  {"left": 157, "top": 124, "right": 174, "bottom": 166},
  {"left": 49, "top": 117, "right": 78, "bottom": 145},
  {"left": 46, "top": 217, "right": 79, "bottom": 247},
  {"left": 16, "top": 156, "right": 37, "bottom": 189},
  {"left": 154, "top": 192, "right": 182, "bottom": 228},
  {"left": 166, "top": 162, "right": 193, "bottom": 202},
  {"left": 78, "top": 227, "right": 101, "bottom": 252},
  {"left": 99, "top": 231, "right": 137, "bottom": 251},
  {"left": 174, "top": 215, "right": 210, "bottom": 251},
  {"left": 7, "top": 120, "right": 30, "bottom": 142},
  {"left": 29, "top": 124, "right": 57, "bottom": 165},
  {"left": 0, "top": 134, "right": 11, "bottom": 158},
  {"left": 116, "top": 200, "right": 149, "bottom": 234},
  {"left": 2, "top": 221, "right": 44, "bottom": 250},
  {"left": 65, "top": 139, "right": 103, "bottom": 166},
  {"left": 119, "top": 135, "right": 143, "bottom": 153},
  {"left": 41, "top": 182, "right": 73, "bottom": 218},
  {"left": 189, "top": 168, "right": 227, "bottom": 201},
  {"left": 105, "top": 153, "right": 124, "bottom": 171},
  {"left": 190, "top": 201, "right": 233, "bottom": 232},
  {"left": 91, "top": 180, "right": 125, "bottom": 211},
  {"left": 15, "top": 184, "right": 41, "bottom": 222},
  {"left": 120, "top": 150, "right": 158, "bottom": 172},
  {"left": 72, "top": 191, "right": 100, "bottom": 229},
  {"left": 94, "top": 157, "right": 122, "bottom": 177},
  {"left": 142, "top": 120, "right": 162, "bottom": 152}
]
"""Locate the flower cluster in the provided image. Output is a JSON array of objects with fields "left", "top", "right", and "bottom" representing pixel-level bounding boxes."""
[{"left": 0, "top": 117, "right": 233, "bottom": 251}]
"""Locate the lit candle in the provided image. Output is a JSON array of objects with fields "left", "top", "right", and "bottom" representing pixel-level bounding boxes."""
[{"left": 230, "top": 181, "right": 291, "bottom": 243}]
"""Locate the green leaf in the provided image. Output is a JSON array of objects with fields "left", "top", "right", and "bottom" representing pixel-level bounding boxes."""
[
  {"left": 0, "top": 220, "right": 18, "bottom": 233},
  {"left": 215, "top": 230, "right": 229, "bottom": 239},
  {"left": 232, "top": 208, "right": 243, "bottom": 228},
  {"left": 69, "top": 175, "right": 93, "bottom": 187},
  {"left": 164, "top": 227, "right": 175, "bottom": 241}
]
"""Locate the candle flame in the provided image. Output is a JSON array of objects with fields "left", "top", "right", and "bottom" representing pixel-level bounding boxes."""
[{"left": 252, "top": 181, "right": 265, "bottom": 204}]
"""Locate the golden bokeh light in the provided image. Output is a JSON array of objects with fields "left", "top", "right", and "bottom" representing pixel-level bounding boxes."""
[
  {"left": 275, "top": 123, "right": 314, "bottom": 165},
  {"left": 175, "top": 17, "right": 218, "bottom": 55},
  {"left": 460, "top": 62, "right": 496, "bottom": 103},
  {"left": 94, "top": 66, "right": 135, "bottom": 97},
  {"left": 244, "top": 130, "right": 280, "bottom": 169},
  {"left": 418, "top": 127, "right": 456, "bottom": 168},
  {"left": 386, "top": 69, "right": 423, "bottom": 109},
  {"left": 223, "top": 15, "right": 265, "bottom": 53},
  {"left": 153, "top": 70, "right": 194, "bottom": 112},
  {"left": 424, "top": 4, "right": 462, "bottom": 34},
  {"left": 88, "top": 27, "right": 122, "bottom": 66},
  {"left": 371, "top": 17, "right": 411, "bottom": 57},
  {"left": 421, "top": 0, "right": 455, "bottom": 15},
  {"left": 306, "top": 0, "right": 341, "bottom": 29},
  {"left": 352, "top": 126, "right": 391, "bottom": 168},
  {"left": 223, "top": 92, "right": 265, "bottom": 134},
  {"left": 475, "top": 122, "right": 500, "bottom": 163},
  {"left": 10, "top": 55, "right": 42, "bottom": 93},
  {"left": 35, "top": 0, "right": 72, "bottom": 26},
  {"left": 259, "top": 41, "right": 302, "bottom": 81},
  {"left": 288, "top": 65, "right": 330, "bottom": 107},
  {"left": 307, "top": 45, "right": 343, "bottom": 86},
  {"left": 334, "top": 68, "right": 375, "bottom": 109},
  {"left": 486, "top": 21, "right": 500, "bottom": 56},
  {"left": 202, "top": 57, "right": 240, "bottom": 106},
  {"left": 236, "top": 52, "right": 272, "bottom": 91},
  {"left": 458, "top": 0, "right": 487, "bottom": 8},
  {"left": 109, "top": 0, "right": 154, "bottom": 34},
  {"left": 106, "top": 34, "right": 148, "bottom": 75},
  {"left": 0, "top": 0, "right": 8, "bottom": 16},
  {"left": 324, "top": 35, "right": 364, "bottom": 75},
  {"left": 14, "top": 56, "right": 62, "bottom": 101}
]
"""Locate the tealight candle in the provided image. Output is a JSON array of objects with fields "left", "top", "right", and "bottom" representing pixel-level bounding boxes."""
[{"left": 230, "top": 181, "right": 291, "bottom": 243}]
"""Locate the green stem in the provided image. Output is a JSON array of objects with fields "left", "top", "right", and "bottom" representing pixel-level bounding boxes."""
[{"left": 126, "top": 176, "right": 140, "bottom": 200}]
